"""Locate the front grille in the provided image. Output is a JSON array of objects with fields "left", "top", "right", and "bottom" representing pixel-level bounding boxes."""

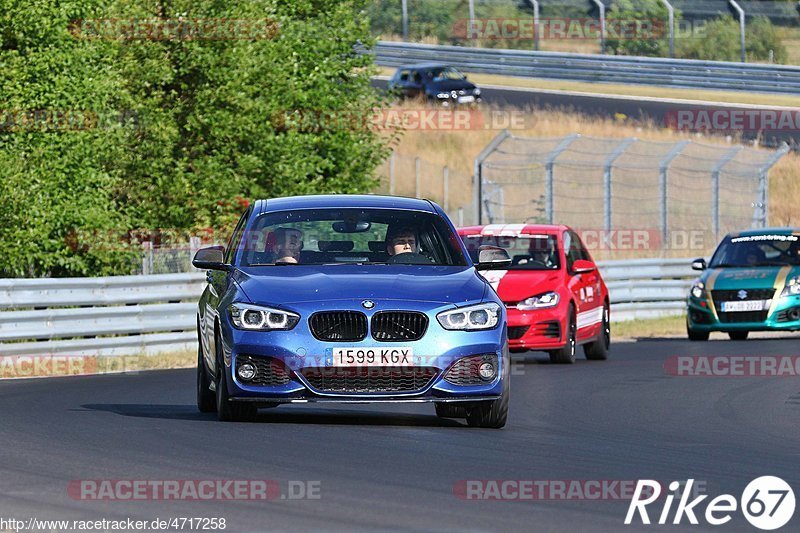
[
  {"left": 236, "top": 355, "right": 291, "bottom": 386},
  {"left": 301, "top": 367, "right": 438, "bottom": 393},
  {"left": 718, "top": 311, "right": 769, "bottom": 323},
  {"left": 371, "top": 311, "right": 428, "bottom": 341},
  {"left": 712, "top": 289, "right": 775, "bottom": 301},
  {"left": 507, "top": 326, "right": 529, "bottom": 340},
  {"left": 444, "top": 354, "right": 498, "bottom": 386},
  {"left": 308, "top": 311, "right": 367, "bottom": 342}
]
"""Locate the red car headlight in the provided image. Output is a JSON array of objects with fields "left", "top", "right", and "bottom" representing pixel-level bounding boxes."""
[{"left": 517, "top": 292, "right": 559, "bottom": 310}]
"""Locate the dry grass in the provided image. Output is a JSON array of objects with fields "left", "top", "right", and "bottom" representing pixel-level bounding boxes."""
[
  {"left": 613, "top": 315, "right": 685, "bottom": 339},
  {"left": 376, "top": 100, "right": 799, "bottom": 236},
  {"left": 0, "top": 350, "right": 196, "bottom": 379}
]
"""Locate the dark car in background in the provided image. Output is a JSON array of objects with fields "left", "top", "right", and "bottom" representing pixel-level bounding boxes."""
[{"left": 388, "top": 63, "right": 482, "bottom": 105}]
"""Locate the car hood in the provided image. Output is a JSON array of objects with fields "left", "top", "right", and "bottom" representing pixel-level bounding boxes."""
[
  {"left": 478, "top": 269, "right": 561, "bottom": 302},
  {"left": 425, "top": 79, "right": 476, "bottom": 92},
  {"left": 234, "top": 265, "right": 487, "bottom": 305},
  {"left": 702, "top": 266, "right": 800, "bottom": 290}
]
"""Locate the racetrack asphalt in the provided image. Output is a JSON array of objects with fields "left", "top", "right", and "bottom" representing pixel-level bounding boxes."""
[{"left": 1, "top": 336, "right": 798, "bottom": 531}]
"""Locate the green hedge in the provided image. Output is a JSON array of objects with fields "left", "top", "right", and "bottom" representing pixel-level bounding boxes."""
[{"left": 0, "top": 0, "right": 392, "bottom": 277}]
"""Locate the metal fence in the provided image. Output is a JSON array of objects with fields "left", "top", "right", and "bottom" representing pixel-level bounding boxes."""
[
  {"left": 0, "top": 258, "right": 697, "bottom": 357},
  {"left": 475, "top": 132, "right": 789, "bottom": 255},
  {"left": 372, "top": 41, "right": 800, "bottom": 94}
]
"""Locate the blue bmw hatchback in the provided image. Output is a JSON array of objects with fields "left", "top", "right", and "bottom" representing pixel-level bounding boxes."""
[{"left": 193, "top": 195, "right": 511, "bottom": 427}]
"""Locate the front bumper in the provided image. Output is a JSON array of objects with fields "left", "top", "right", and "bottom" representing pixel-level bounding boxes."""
[
  {"left": 506, "top": 306, "right": 565, "bottom": 351},
  {"left": 220, "top": 314, "right": 508, "bottom": 401},
  {"left": 687, "top": 294, "right": 800, "bottom": 332}
]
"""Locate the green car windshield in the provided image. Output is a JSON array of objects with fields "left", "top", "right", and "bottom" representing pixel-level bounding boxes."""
[{"left": 709, "top": 234, "right": 800, "bottom": 268}]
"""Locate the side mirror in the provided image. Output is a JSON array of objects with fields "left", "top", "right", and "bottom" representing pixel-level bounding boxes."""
[
  {"left": 572, "top": 259, "right": 597, "bottom": 274},
  {"left": 475, "top": 246, "right": 512, "bottom": 271},
  {"left": 192, "top": 246, "right": 230, "bottom": 271},
  {"left": 691, "top": 258, "right": 707, "bottom": 271}
]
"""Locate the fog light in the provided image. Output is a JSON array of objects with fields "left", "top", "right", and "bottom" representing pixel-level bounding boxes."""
[
  {"left": 478, "top": 362, "right": 496, "bottom": 381},
  {"left": 237, "top": 362, "right": 257, "bottom": 381}
]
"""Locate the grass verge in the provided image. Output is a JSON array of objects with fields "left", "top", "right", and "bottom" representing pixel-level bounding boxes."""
[
  {"left": 613, "top": 315, "right": 686, "bottom": 340},
  {"left": 0, "top": 350, "right": 196, "bottom": 379}
]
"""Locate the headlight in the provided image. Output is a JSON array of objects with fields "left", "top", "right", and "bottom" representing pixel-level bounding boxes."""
[
  {"left": 437, "top": 303, "right": 500, "bottom": 331},
  {"left": 436, "top": 92, "right": 450, "bottom": 99},
  {"left": 473, "top": 88, "right": 481, "bottom": 95},
  {"left": 229, "top": 303, "right": 299, "bottom": 331},
  {"left": 690, "top": 281, "right": 705, "bottom": 299},
  {"left": 782, "top": 276, "right": 800, "bottom": 297},
  {"left": 517, "top": 292, "right": 559, "bottom": 310}
]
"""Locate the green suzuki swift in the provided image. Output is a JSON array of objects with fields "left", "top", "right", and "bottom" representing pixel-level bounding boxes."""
[{"left": 687, "top": 228, "right": 800, "bottom": 341}]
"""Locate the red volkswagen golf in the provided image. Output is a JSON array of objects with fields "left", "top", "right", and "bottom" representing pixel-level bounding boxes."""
[{"left": 459, "top": 224, "right": 610, "bottom": 363}]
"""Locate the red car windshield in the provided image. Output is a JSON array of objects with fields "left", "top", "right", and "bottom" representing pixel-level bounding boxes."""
[{"left": 462, "top": 234, "right": 560, "bottom": 270}]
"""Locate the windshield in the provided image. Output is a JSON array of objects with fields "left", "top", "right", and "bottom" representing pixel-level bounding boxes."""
[
  {"left": 238, "top": 208, "right": 468, "bottom": 267},
  {"left": 461, "top": 234, "right": 561, "bottom": 270},
  {"left": 429, "top": 66, "right": 465, "bottom": 81},
  {"left": 709, "top": 234, "right": 800, "bottom": 268}
]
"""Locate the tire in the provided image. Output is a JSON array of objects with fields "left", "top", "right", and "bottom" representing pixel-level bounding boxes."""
[
  {"left": 728, "top": 331, "right": 749, "bottom": 341},
  {"left": 549, "top": 306, "right": 577, "bottom": 364},
  {"left": 435, "top": 403, "right": 467, "bottom": 419},
  {"left": 466, "top": 376, "right": 509, "bottom": 429},
  {"left": 687, "top": 317, "right": 710, "bottom": 341},
  {"left": 196, "top": 341, "right": 216, "bottom": 413},
  {"left": 583, "top": 304, "right": 610, "bottom": 361},
  {"left": 215, "top": 337, "right": 257, "bottom": 422}
]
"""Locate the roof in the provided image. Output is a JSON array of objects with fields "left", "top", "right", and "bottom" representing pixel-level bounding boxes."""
[
  {"left": 258, "top": 195, "right": 437, "bottom": 214},
  {"left": 458, "top": 224, "right": 569, "bottom": 236},
  {"left": 729, "top": 227, "right": 800, "bottom": 238}
]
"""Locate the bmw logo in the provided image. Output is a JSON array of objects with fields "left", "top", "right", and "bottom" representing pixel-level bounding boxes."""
[
  {"left": 362, "top": 300, "right": 375, "bottom": 309},
  {"left": 738, "top": 290, "right": 748, "bottom": 300}
]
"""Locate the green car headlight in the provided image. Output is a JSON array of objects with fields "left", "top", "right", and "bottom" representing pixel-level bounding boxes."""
[{"left": 781, "top": 276, "right": 800, "bottom": 297}]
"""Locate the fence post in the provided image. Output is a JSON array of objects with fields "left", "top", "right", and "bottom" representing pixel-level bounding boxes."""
[
  {"left": 389, "top": 152, "right": 396, "bottom": 195},
  {"left": 468, "top": 0, "right": 476, "bottom": 44},
  {"left": 603, "top": 138, "right": 636, "bottom": 233},
  {"left": 402, "top": 0, "right": 408, "bottom": 41},
  {"left": 189, "top": 236, "right": 201, "bottom": 270},
  {"left": 458, "top": 207, "right": 464, "bottom": 227},
  {"left": 142, "top": 241, "right": 153, "bottom": 275},
  {"left": 591, "top": 0, "right": 606, "bottom": 54},
  {"left": 711, "top": 146, "right": 743, "bottom": 239},
  {"left": 658, "top": 140, "right": 689, "bottom": 246},
  {"left": 544, "top": 134, "right": 580, "bottom": 224},
  {"left": 473, "top": 130, "right": 511, "bottom": 225},
  {"left": 754, "top": 143, "right": 790, "bottom": 228},
  {"left": 527, "top": 0, "right": 540, "bottom": 51},
  {"left": 415, "top": 157, "right": 421, "bottom": 198},
  {"left": 659, "top": 0, "right": 675, "bottom": 58},
  {"left": 729, "top": 0, "right": 746, "bottom": 62},
  {"left": 443, "top": 166, "right": 450, "bottom": 212}
]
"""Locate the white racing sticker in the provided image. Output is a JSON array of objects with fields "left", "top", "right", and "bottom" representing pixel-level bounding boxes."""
[{"left": 577, "top": 306, "right": 603, "bottom": 330}]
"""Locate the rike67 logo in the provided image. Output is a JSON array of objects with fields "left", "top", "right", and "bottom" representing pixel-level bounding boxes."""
[{"left": 625, "top": 477, "right": 795, "bottom": 530}]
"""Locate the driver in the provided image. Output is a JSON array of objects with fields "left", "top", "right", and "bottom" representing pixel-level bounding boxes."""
[
  {"left": 272, "top": 227, "right": 303, "bottom": 264},
  {"left": 385, "top": 226, "right": 418, "bottom": 257}
]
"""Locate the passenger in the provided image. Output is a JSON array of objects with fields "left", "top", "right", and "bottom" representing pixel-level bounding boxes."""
[{"left": 272, "top": 227, "right": 303, "bottom": 264}]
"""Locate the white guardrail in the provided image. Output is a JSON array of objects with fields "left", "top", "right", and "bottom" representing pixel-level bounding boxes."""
[{"left": 0, "top": 259, "right": 696, "bottom": 357}]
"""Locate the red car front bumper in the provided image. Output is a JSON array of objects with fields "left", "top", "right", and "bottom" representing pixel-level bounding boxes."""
[{"left": 506, "top": 306, "right": 566, "bottom": 351}]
